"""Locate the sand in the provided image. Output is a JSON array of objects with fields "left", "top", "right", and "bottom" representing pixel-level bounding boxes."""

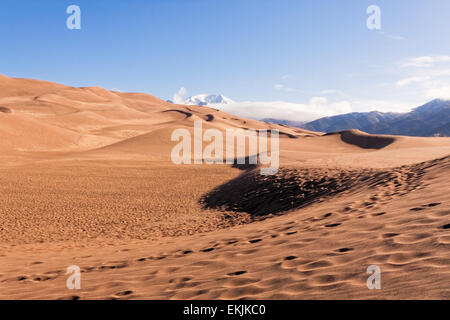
[{"left": 0, "top": 74, "right": 449, "bottom": 299}]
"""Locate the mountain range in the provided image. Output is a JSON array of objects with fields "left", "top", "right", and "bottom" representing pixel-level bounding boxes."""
[
  {"left": 267, "top": 99, "right": 450, "bottom": 137},
  {"left": 169, "top": 93, "right": 450, "bottom": 137}
]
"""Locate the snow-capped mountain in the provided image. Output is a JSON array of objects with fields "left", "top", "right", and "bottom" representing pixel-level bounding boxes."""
[
  {"left": 300, "top": 99, "right": 450, "bottom": 137},
  {"left": 182, "top": 94, "right": 234, "bottom": 106}
]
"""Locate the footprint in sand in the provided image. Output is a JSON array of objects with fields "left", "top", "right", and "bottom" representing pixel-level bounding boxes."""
[
  {"left": 428, "top": 202, "right": 441, "bottom": 207},
  {"left": 325, "top": 223, "right": 341, "bottom": 228},
  {"left": 228, "top": 270, "right": 247, "bottom": 276},
  {"left": 147, "top": 255, "right": 167, "bottom": 260},
  {"left": 115, "top": 290, "right": 133, "bottom": 297},
  {"left": 336, "top": 248, "right": 354, "bottom": 253},
  {"left": 382, "top": 233, "right": 399, "bottom": 238},
  {"left": 87, "top": 266, "right": 99, "bottom": 273},
  {"left": 33, "top": 276, "right": 52, "bottom": 282},
  {"left": 305, "top": 260, "right": 333, "bottom": 269},
  {"left": 57, "top": 295, "right": 80, "bottom": 300},
  {"left": 169, "top": 276, "right": 192, "bottom": 284},
  {"left": 100, "top": 263, "right": 127, "bottom": 270}
]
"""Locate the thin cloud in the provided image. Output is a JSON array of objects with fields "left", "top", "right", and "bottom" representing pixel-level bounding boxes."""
[
  {"left": 395, "top": 76, "right": 430, "bottom": 87},
  {"left": 215, "top": 96, "right": 417, "bottom": 122},
  {"left": 274, "top": 84, "right": 284, "bottom": 90},
  {"left": 402, "top": 55, "right": 450, "bottom": 68},
  {"left": 274, "top": 83, "right": 295, "bottom": 92},
  {"left": 425, "top": 85, "right": 450, "bottom": 100},
  {"left": 378, "top": 31, "right": 406, "bottom": 41},
  {"left": 216, "top": 97, "right": 354, "bottom": 122}
]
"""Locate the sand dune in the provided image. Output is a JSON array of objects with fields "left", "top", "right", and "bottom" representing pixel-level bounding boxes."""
[
  {"left": 0, "top": 75, "right": 449, "bottom": 300},
  {"left": 326, "top": 129, "right": 396, "bottom": 149}
]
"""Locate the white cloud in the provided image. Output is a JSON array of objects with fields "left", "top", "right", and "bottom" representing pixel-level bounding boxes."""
[
  {"left": 195, "top": 91, "right": 418, "bottom": 122},
  {"left": 378, "top": 31, "right": 406, "bottom": 41},
  {"left": 172, "top": 87, "right": 187, "bottom": 104},
  {"left": 425, "top": 85, "right": 450, "bottom": 100},
  {"left": 274, "top": 83, "right": 295, "bottom": 92},
  {"left": 274, "top": 84, "right": 284, "bottom": 90},
  {"left": 395, "top": 76, "right": 430, "bottom": 87},
  {"left": 309, "top": 96, "right": 328, "bottom": 105},
  {"left": 218, "top": 101, "right": 320, "bottom": 122},
  {"left": 216, "top": 97, "right": 355, "bottom": 122},
  {"left": 392, "top": 54, "right": 450, "bottom": 100},
  {"left": 349, "top": 99, "right": 413, "bottom": 113},
  {"left": 281, "top": 74, "right": 290, "bottom": 79},
  {"left": 402, "top": 55, "right": 450, "bottom": 68}
]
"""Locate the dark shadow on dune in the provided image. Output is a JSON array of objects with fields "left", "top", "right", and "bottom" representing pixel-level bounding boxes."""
[
  {"left": 205, "top": 114, "right": 214, "bottom": 121},
  {"left": 327, "top": 130, "right": 395, "bottom": 149},
  {"left": 201, "top": 168, "right": 364, "bottom": 217},
  {"left": 279, "top": 131, "right": 298, "bottom": 139},
  {"left": 230, "top": 155, "right": 259, "bottom": 171},
  {"left": 163, "top": 109, "right": 192, "bottom": 118},
  {"left": 241, "top": 128, "right": 298, "bottom": 139},
  {"left": 0, "top": 106, "right": 12, "bottom": 114},
  {"left": 201, "top": 155, "right": 432, "bottom": 217}
]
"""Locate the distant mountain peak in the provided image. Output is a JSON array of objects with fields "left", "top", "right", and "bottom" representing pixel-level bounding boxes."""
[
  {"left": 183, "top": 94, "right": 234, "bottom": 106},
  {"left": 299, "top": 99, "right": 450, "bottom": 137},
  {"left": 166, "top": 93, "right": 234, "bottom": 106},
  {"left": 412, "top": 99, "right": 450, "bottom": 114}
]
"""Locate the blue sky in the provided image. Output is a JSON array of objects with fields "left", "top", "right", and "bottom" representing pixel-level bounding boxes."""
[{"left": 1, "top": 0, "right": 449, "bottom": 120}]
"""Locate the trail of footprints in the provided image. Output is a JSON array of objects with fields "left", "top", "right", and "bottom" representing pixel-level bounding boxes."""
[
  {"left": 9, "top": 198, "right": 447, "bottom": 300},
  {"left": 124, "top": 199, "right": 444, "bottom": 298},
  {"left": 5, "top": 210, "right": 353, "bottom": 299},
  {"left": 5, "top": 158, "right": 448, "bottom": 299}
]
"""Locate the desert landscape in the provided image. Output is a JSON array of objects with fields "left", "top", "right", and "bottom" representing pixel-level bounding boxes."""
[{"left": 0, "top": 74, "right": 449, "bottom": 300}]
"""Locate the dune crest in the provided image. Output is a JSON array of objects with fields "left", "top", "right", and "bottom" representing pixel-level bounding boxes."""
[{"left": 326, "top": 129, "right": 396, "bottom": 149}]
